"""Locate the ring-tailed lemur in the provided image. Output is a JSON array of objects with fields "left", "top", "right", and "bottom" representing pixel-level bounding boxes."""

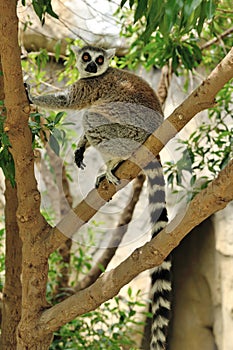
[{"left": 26, "top": 45, "right": 172, "bottom": 349}]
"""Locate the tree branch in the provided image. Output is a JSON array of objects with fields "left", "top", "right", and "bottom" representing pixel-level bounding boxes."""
[
  {"left": 201, "top": 26, "right": 233, "bottom": 50},
  {"left": 38, "top": 158, "right": 233, "bottom": 334},
  {"left": 74, "top": 173, "right": 146, "bottom": 292},
  {"left": 45, "top": 47, "right": 233, "bottom": 253}
]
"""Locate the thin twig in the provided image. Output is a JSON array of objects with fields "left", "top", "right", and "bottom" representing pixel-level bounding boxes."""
[{"left": 201, "top": 26, "right": 233, "bottom": 50}]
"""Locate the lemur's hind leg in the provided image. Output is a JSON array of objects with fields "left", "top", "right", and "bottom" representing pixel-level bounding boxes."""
[{"left": 74, "top": 135, "right": 89, "bottom": 169}]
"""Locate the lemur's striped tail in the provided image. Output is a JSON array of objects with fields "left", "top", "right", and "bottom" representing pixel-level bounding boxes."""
[{"left": 144, "top": 160, "right": 172, "bottom": 350}]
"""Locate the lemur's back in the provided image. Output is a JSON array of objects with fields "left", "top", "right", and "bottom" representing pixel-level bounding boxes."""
[{"left": 70, "top": 67, "right": 163, "bottom": 113}]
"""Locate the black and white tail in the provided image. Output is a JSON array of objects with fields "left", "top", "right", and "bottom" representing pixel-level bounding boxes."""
[{"left": 145, "top": 160, "right": 172, "bottom": 350}]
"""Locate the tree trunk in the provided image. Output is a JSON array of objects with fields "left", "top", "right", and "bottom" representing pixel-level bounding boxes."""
[
  {"left": 1, "top": 182, "right": 22, "bottom": 350},
  {"left": 0, "top": 56, "right": 22, "bottom": 349},
  {"left": 0, "top": 1, "right": 53, "bottom": 348}
]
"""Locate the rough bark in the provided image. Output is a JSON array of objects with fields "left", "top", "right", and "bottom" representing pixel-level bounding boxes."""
[
  {"left": 0, "top": 58, "right": 22, "bottom": 349},
  {"left": 38, "top": 159, "right": 233, "bottom": 334},
  {"left": 0, "top": 1, "right": 52, "bottom": 349},
  {"left": 0, "top": 58, "right": 3, "bottom": 100},
  {"left": 44, "top": 146, "right": 73, "bottom": 300},
  {"left": 1, "top": 180, "right": 22, "bottom": 350}
]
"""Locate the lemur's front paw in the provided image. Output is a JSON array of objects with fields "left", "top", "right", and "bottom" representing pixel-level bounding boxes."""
[
  {"left": 24, "top": 83, "right": 33, "bottom": 104},
  {"left": 74, "top": 146, "right": 86, "bottom": 170}
]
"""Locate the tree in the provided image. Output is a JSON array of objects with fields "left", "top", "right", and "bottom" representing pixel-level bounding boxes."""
[{"left": 0, "top": 0, "right": 232, "bottom": 349}]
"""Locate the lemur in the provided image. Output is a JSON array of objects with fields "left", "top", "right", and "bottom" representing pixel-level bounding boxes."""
[{"left": 26, "top": 45, "right": 172, "bottom": 350}]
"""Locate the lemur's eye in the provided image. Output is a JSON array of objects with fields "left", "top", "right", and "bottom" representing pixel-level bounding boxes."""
[
  {"left": 96, "top": 55, "right": 104, "bottom": 65},
  {"left": 82, "top": 52, "right": 91, "bottom": 62}
]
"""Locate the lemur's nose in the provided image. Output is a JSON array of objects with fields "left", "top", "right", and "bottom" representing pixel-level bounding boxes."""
[{"left": 85, "top": 62, "right": 97, "bottom": 73}]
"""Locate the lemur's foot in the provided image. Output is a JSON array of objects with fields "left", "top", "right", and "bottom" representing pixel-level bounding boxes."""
[
  {"left": 95, "top": 170, "right": 120, "bottom": 188},
  {"left": 74, "top": 146, "right": 86, "bottom": 169},
  {"left": 95, "top": 159, "right": 123, "bottom": 187}
]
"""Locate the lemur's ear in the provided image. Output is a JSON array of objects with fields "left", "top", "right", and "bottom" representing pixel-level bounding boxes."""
[
  {"left": 71, "top": 45, "right": 81, "bottom": 56},
  {"left": 105, "top": 48, "right": 116, "bottom": 59}
]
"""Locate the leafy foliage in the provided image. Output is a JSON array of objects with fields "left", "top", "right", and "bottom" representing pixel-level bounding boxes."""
[
  {"left": 22, "top": 44, "right": 80, "bottom": 155},
  {"left": 22, "top": 40, "right": 80, "bottom": 85},
  {"left": 117, "top": 1, "right": 233, "bottom": 201},
  {"left": 21, "top": 0, "right": 59, "bottom": 25},
  {"left": 121, "top": 0, "right": 217, "bottom": 39},
  {"left": 50, "top": 288, "right": 146, "bottom": 350},
  {"left": 47, "top": 238, "right": 145, "bottom": 349},
  {"left": 29, "top": 111, "right": 68, "bottom": 155},
  {"left": 165, "top": 80, "right": 233, "bottom": 201},
  {"left": 117, "top": 0, "right": 232, "bottom": 73}
]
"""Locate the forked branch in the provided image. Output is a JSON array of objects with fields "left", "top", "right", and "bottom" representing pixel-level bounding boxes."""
[{"left": 39, "top": 158, "right": 233, "bottom": 333}]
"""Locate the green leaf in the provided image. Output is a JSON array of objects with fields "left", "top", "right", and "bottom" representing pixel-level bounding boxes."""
[
  {"left": 32, "top": 0, "right": 43, "bottom": 20},
  {"left": 120, "top": 0, "right": 128, "bottom": 7},
  {"left": 49, "top": 133, "right": 60, "bottom": 156},
  {"left": 54, "top": 41, "right": 61, "bottom": 62},
  {"left": 190, "top": 174, "right": 196, "bottom": 186},
  {"left": 205, "top": 0, "right": 216, "bottom": 19},
  {"left": 1, "top": 133, "right": 11, "bottom": 147},
  {"left": 52, "top": 128, "right": 65, "bottom": 143},
  {"left": 54, "top": 111, "right": 65, "bottom": 125},
  {"left": 32, "top": 0, "right": 59, "bottom": 24},
  {"left": 167, "top": 173, "right": 174, "bottom": 186},
  {"left": 178, "top": 45, "right": 195, "bottom": 70},
  {"left": 45, "top": 1, "right": 59, "bottom": 19},
  {"left": 183, "top": 0, "right": 202, "bottom": 19},
  {"left": 129, "top": 0, "right": 134, "bottom": 8},
  {"left": 134, "top": 0, "right": 148, "bottom": 22},
  {"left": 196, "top": 2, "right": 207, "bottom": 34},
  {"left": 219, "top": 154, "right": 230, "bottom": 170},
  {"left": 0, "top": 150, "right": 15, "bottom": 187}
]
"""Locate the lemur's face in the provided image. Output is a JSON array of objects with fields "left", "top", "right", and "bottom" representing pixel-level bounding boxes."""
[{"left": 71, "top": 45, "right": 115, "bottom": 79}]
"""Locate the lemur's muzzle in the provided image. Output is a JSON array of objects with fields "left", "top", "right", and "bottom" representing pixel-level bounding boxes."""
[{"left": 85, "top": 62, "right": 97, "bottom": 73}]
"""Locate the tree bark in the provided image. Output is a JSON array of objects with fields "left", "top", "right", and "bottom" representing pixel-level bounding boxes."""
[
  {"left": 0, "top": 57, "right": 22, "bottom": 349},
  {"left": 0, "top": 1, "right": 52, "bottom": 348},
  {"left": 1, "top": 177, "right": 22, "bottom": 350}
]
